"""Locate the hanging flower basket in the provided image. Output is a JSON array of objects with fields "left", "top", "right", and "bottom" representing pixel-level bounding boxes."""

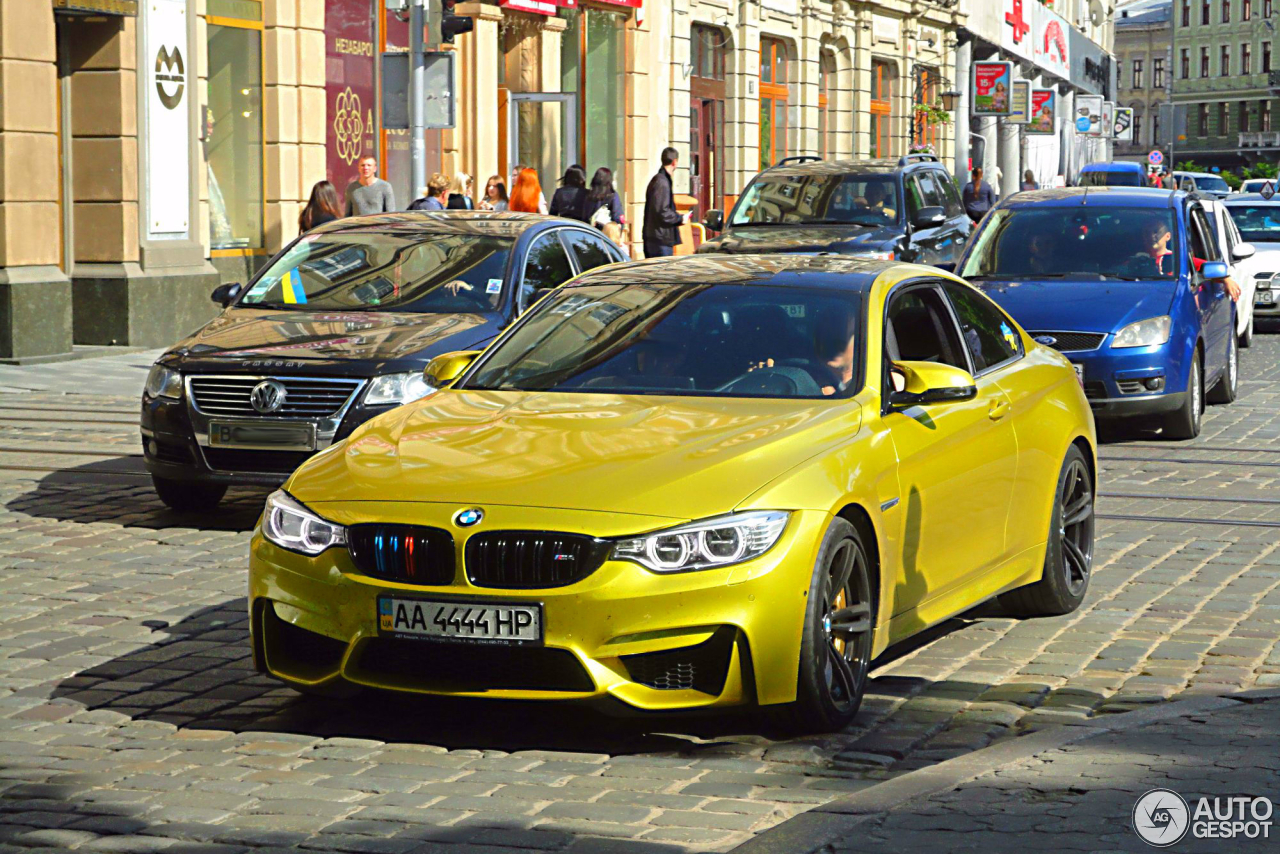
[{"left": 914, "top": 103, "right": 952, "bottom": 126}]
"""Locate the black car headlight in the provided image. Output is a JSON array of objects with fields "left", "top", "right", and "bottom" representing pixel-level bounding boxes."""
[
  {"left": 263, "top": 490, "right": 347, "bottom": 555},
  {"left": 612, "top": 511, "right": 789, "bottom": 573},
  {"left": 144, "top": 364, "right": 183, "bottom": 399}
]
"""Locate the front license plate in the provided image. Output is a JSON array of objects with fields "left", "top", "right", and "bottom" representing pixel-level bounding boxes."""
[
  {"left": 208, "top": 421, "right": 314, "bottom": 450},
  {"left": 378, "top": 597, "right": 542, "bottom": 644},
  {"left": 1256, "top": 291, "right": 1275, "bottom": 305},
  {"left": 1072, "top": 363, "right": 1084, "bottom": 382}
]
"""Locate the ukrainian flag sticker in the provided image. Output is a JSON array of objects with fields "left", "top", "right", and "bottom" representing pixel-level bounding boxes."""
[
  {"left": 378, "top": 599, "right": 393, "bottom": 631},
  {"left": 281, "top": 269, "right": 307, "bottom": 304}
]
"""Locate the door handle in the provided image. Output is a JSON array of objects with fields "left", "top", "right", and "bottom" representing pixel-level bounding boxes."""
[{"left": 988, "top": 399, "right": 1011, "bottom": 420}]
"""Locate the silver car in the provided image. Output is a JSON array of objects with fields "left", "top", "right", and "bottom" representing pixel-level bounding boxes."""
[{"left": 1223, "top": 194, "right": 1280, "bottom": 328}]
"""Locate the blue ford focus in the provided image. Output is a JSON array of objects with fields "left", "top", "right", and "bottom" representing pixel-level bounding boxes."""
[{"left": 955, "top": 187, "right": 1237, "bottom": 439}]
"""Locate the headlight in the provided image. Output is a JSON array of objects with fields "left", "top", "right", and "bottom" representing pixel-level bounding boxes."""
[
  {"left": 144, "top": 364, "right": 182, "bottom": 399},
  {"left": 262, "top": 490, "right": 346, "bottom": 555},
  {"left": 364, "top": 371, "right": 434, "bottom": 406},
  {"left": 612, "top": 511, "right": 789, "bottom": 573},
  {"left": 1112, "top": 315, "right": 1172, "bottom": 349},
  {"left": 848, "top": 250, "right": 894, "bottom": 260}
]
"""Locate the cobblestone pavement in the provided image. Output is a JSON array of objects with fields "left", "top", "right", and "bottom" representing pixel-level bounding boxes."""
[{"left": 0, "top": 331, "right": 1278, "bottom": 852}]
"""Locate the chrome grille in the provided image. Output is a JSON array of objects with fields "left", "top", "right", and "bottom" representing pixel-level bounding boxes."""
[
  {"left": 1027, "top": 331, "right": 1106, "bottom": 353},
  {"left": 188, "top": 376, "right": 363, "bottom": 417}
]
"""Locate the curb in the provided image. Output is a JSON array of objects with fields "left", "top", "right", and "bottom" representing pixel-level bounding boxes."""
[{"left": 733, "top": 689, "right": 1280, "bottom": 853}]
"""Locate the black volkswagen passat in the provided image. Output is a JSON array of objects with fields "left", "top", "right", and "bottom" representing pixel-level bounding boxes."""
[{"left": 141, "top": 212, "right": 625, "bottom": 511}]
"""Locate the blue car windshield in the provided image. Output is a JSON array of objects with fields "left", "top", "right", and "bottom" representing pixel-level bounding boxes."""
[
  {"left": 464, "top": 283, "right": 863, "bottom": 399},
  {"left": 960, "top": 207, "right": 1181, "bottom": 280}
]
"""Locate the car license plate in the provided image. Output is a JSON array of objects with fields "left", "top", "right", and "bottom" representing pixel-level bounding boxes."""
[
  {"left": 378, "top": 597, "right": 542, "bottom": 644},
  {"left": 1256, "top": 291, "right": 1275, "bottom": 305},
  {"left": 208, "top": 421, "right": 314, "bottom": 450}
]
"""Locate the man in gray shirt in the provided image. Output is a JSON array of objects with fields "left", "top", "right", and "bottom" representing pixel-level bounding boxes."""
[{"left": 344, "top": 155, "right": 395, "bottom": 216}]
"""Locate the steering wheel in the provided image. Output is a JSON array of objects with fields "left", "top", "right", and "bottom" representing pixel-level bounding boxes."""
[{"left": 716, "top": 366, "right": 824, "bottom": 397}]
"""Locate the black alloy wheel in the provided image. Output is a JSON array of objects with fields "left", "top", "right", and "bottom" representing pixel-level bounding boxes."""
[
  {"left": 1001, "top": 445, "right": 1094, "bottom": 617},
  {"left": 779, "top": 517, "right": 875, "bottom": 733}
]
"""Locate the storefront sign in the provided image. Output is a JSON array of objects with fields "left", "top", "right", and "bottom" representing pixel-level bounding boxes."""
[
  {"left": 144, "top": 0, "right": 188, "bottom": 238},
  {"left": 499, "top": 0, "right": 560, "bottom": 14},
  {"left": 326, "top": 0, "right": 377, "bottom": 199},
  {"left": 1114, "top": 107, "right": 1134, "bottom": 142},
  {"left": 1076, "top": 94, "right": 1104, "bottom": 136},
  {"left": 1002, "top": 0, "right": 1071, "bottom": 80},
  {"left": 972, "top": 61, "right": 1013, "bottom": 117},
  {"left": 1069, "top": 26, "right": 1112, "bottom": 97},
  {"left": 1026, "top": 88, "right": 1056, "bottom": 135},
  {"left": 1009, "top": 80, "right": 1032, "bottom": 124}
]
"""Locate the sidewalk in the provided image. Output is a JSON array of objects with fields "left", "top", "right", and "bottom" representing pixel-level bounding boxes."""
[{"left": 735, "top": 691, "right": 1280, "bottom": 853}]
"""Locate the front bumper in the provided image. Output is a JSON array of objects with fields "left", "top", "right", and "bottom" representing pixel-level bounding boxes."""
[
  {"left": 248, "top": 503, "right": 826, "bottom": 711},
  {"left": 1065, "top": 340, "right": 1187, "bottom": 420}
]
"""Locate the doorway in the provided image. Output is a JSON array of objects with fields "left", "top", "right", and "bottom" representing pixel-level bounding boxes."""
[{"left": 507, "top": 93, "right": 578, "bottom": 198}]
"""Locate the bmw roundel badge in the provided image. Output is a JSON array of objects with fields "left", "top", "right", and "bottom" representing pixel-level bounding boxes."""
[{"left": 454, "top": 508, "right": 484, "bottom": 528}]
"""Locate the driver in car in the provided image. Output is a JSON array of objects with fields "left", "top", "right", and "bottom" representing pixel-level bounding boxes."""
[
  {"left": 856, "top": 183, "right": 897, "bottom": 220},
  {"left": 1136, "top": 218, "right": 1241, "bottom": 301}
]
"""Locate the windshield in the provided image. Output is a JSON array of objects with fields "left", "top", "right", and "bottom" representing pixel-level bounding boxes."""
[
  {"left": 730, "top": 174, "right": 900, "bottom": 227},
  {"left": 960, "top": 207, "right": 1181, "bottom": 280},
  {"left": 238, "top": 232, "right": 513, "bottom": 312},
  {"left": 464, "top": 283, "right": 862, "bottom": 399},
  {"left": 1078, "top": 169, "right": 1144, "bottom": 187},
  {"left": 1226, "top": 204, "right": 1280, "bottom": 243}
]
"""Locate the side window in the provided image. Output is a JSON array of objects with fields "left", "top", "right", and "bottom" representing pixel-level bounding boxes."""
[
  {"left": 521, "top": 232, "right": 575, "bottom": 311},
  {"left": 884, "top": 286, "right": 968, "bottom": 372},
  {"left": 915, "top": 172, "right": 946, "bottom": 210},
  {"left": 1188, "top": 208, "right": 1221, "bottom": 264},
  {"left": 562, "top": 230, "right": 616, "bottom": 272},
  {"left": 936, "top": 172, "right": 965, "bottom": 218},
  {"left": 944, "top": 282, "right": 1023, "bottom": 372},
  {"left": 905, "top": 175, "right": 927, "bottom": 215}
]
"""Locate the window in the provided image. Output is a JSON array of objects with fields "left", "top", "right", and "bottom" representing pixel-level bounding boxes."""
[
  {"left": 1189, "top": 208, "right": 1221, "bottom": 265},
  {"left": 1154, "top": 57, "right": 1166, "bottom": 87},
  {"left": 1134, "top": 112, "right": 1144, "bottom": 145},
  {"left": 871, "top": 59, "right": 896, "bottom": 158},
  {"left": 1223, "top": 0, "right": 1231, "bottom": 22},
  {"left": 1201, "top": 47, "right": 1210, "bottom": 77},
  {"left": 1242, "top": 44, "right": 1252, "bottom": 75},
  {"left": 1221, "top": 45, "right": 1231, "bottom": 76},
  {"left": 1268, "top": 0, "right": 1274, "bottom": 15},
  {"left": 944, "top": 283, "right": 1021, "bottom": 372},
  {"left": 915, "top": 66, "right": 941, "bottom": 149},
  {"left": 1240, "top": 101, "right": 1251, "bottom": 133},
  {"left": 819, "top": 53, "right": 836, "bottom": 158},
  {"left": 1262, "top": 100, "right": 1272, "bottom": 131},
  {"left": 561, "top": 8, "right": 627, "bottom": 191},
  {"left": 759, "top": 37, "right": 788, "bottom": 169},
  {"left": 1182, "top": 0, "right": 1191, "bottom": 24},
  {"left": 1245, "top": 0, "right": 1253, "bottom": 17},
  {"left": 885, "top": 288, "right": 967, "bottom": 371},
  {"left": 520, "top": 233, "right": 576, "bottom": 312},
  {"left": 937, "top": 173, "right": 965, "bottom": 218},
  {"left": 1119, "top": 59, "right": 1125, "bottom": 89},
  {"left": 1199, "top": 103, "right": 1210, "bottom": 134},
  {"left": 1152, "top": 108, "right": 1161, "bottom": 143},
  {"left": 1218, "top": 101, "right": 1229, "bottom": 135},
  {"left": 691, "top": 24, "right": 725, "bottom": 81},
  {"left": 1265, "top": 42, "right": 1273, "bottom": 72},
  {"left": 1202, "top": 0, "right": 1210, "bottom": 23},
  {"left": 207, "top": 21, "right": 264, "bottom": 250},
  {"left": 911, "top": 172, "right": 946, "bottom": 215},
  {"left": 1181, "top": 48, "right": 1190, "bottom": 78},
  {"left": 730, "top": 174, "right": 900, "bottom": 226},
  {"left": 561, "top": 230, "right": 617, "bottom": 272},
  {"left": 1133, "top": 58, "right": 1144, "bottom": 89}
]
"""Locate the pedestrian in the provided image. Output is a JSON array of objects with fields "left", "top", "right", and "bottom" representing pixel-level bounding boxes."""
[
  {"left": 510, "top": 168, "right": 546, "bottom": 214},
  {"left": 962, "top": 167, "right": 997, "bottom": 224},
  {"left": 643, "top": 147, "right": 689, "bottom": 258},
  {"left": 298, "top": 180, "right": 342, "bottom": 233},
  {"left": 446, "top": 172, "right": 474, "bottom": 210},
  {"left": 549, "top": 165, "right": 589, "bottom": 221},
  {"left": 1020, "top": 170, "right": 1039, "bottom": 192},
  {"left": 478, "top": 175, "right": 509, "bottom": 211},
  {"left": 510, "top": 164, "right": 548, "bottom": 213},
  {"left": 584, "top": 167, "right": 624, "bottom": 229},
  {"left": 344, "top": 155, "right": 395, "bottom": 216},
  {"left": 408, "top": 173, "right": 450, "bottom": 211}
]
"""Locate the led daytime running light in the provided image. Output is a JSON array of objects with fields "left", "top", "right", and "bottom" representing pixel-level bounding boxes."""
[
  {"left": 262, "top": 490, "right": 347, "bottom": 556},
  {"left": 612, "top": 511, "right": 789, "bottom": 573}
]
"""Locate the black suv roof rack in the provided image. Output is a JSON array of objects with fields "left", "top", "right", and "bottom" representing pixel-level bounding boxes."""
[
  {"left": 772, "top": 155, "right": 822, "bottom": 168},
  {"left": 898, "top": 153, "right": 940, "bottom": 166}
]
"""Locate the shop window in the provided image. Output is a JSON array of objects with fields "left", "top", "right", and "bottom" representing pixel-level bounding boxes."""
[
  {"left": 759, "top": 37, "right": 788, "bottom": 169},
  {"left": 871, "top": 59, "right": 896, "bottom": 158},
  {"left": 561, "top": 8, "right": 627, "bottom": 190},
  {"left": 207, "top": 20, "right": 263, "bottom": 250}
]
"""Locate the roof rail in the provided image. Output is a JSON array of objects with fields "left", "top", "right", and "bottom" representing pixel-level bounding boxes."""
[
  {"left": 898, "top": 153, "right": 940, "bottom": 166},
  {"left": 773, "top": 155, "right": 822, "bottom": 168}
]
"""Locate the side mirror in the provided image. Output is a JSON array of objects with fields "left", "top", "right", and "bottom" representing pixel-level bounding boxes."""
[
  {"left": 704, "top": 209, "right": 725, "bottom": 232},
  {"left": 887, "top": 360, "right": 978, "bottom": 410},
  {"left": 211, "top": 282, "right": 242, "bottom": 307},
  {"left": 1201, "top": 260, "right": 1230, "bottom": 281},
  {"left": 1232, "top": 242, "right": 1256, "bottom": 261},
  {"left": 935, "top": 262, "right": 957, "bottom": 273},
  {"left": 424, "top": 350, "right": 481, "bottom": 387},
  {"left": 911, "top": 206, "right": 947, "bottom": 230}
]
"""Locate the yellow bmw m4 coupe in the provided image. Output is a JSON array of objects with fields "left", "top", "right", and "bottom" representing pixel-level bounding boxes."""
[{"left": 248, "top": 255, "right": 1096, "bottom": 732}]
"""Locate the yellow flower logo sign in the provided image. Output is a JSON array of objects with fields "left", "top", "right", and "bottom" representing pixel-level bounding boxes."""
[{"left": 333, "top": 87, "right": 365, "bottom": 166}]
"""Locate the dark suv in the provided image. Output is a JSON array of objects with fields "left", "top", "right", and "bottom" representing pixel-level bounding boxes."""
[{"left": 698, "top": 154, "right": 972, "bottom": 268}]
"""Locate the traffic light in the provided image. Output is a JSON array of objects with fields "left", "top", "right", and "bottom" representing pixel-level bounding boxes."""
[{"left": 440, "top": 0, "right": 473, "bottom": 43}]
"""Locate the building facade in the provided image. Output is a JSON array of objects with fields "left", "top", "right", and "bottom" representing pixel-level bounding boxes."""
[
  {"left": 1115, "top": 0, "right": 1172, "bottom": 163},
  {"left": 1171, "top": 0, "right": 1279, "bottom": 169}
]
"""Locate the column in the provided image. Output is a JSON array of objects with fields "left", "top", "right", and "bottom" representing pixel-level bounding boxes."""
[
  {"left": 1059, "top": 88, "right": 1074, "bottom": 182},
  {"left": 625, "top": 12, "right": 654, "bottom": 253},
  {"left": 998, "top": 117, "right": 1019, "bottom": 197},
  {"left": 851, "top": 5, "right": 871, "bottom": 158},
  {"left": 264, "top": 0, "right": 301, "bottom": 250},
  {"left": 953, "top": 37, "right": 970, "bottom": 180},
  {"left": 458, "top": 3, "right": 502, "bottom": 183},
  {"left": 796, "top": 14, "right": 820, "bottom": 156},
  {"left": 297, "top": 0, "right": 326, "bottom": 221}
]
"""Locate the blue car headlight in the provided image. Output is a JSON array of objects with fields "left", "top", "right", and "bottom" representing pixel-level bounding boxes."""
[{"left": 1112, "top": 316, "right": 1171, "bottom": 349}]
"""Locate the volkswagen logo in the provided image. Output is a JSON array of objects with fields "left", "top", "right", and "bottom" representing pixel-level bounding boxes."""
[
  {"left": 1035, "top": 335, "right": 1058, "bottom": 347},
  {"left": 454, "top": 508, "right": 484, "bottom": 528},
  {"left": 249, "top": 380, "right": 287, "bottom": 414}
]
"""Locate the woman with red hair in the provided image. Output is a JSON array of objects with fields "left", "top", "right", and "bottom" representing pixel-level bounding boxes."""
[{"left": 509, "top": 168, "right": 548, "bottom": 214}]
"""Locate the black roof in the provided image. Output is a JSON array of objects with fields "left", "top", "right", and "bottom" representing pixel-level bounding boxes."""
[
  {"left": 309, "top": 210, "right": 575, "bottom": 238},
  {"left": 568, "top": 253, "right": 891, "bottom": 292},
  {"left": 756, "top": 155, "right": 946, "bottom": 179}
]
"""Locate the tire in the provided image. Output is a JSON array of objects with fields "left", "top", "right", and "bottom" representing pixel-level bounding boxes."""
[
  {"left": 1207, "top": 330, "right": 1238, "bottom": 404},
  {"left": 773, "top": 517, "right": 876, "bottom": 733},
  {"left": 1161, "top": 349, "right": 1203, "bottom": 440},
  {"left": 290, "top": 680, "right": 362, "bottom": 699},
  {"left": 152, "top": 475, "right": 227, "bottom": 512},
  {"left": 1239, "top": 313, "right": 1253, "bottom": 349},
  {"left": 1000, "top": 445, "right": 1094, "bottom": 618}
]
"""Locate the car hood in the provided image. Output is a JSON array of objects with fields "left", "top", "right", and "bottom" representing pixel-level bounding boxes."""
[
  {"left": 701, "top": 224, "right": 899, "bottom": 255},
  {"left": 971, "top": 278, "right": 1177, "bottom": 335},
  {"left": 287, "top": 390, "right": 862, "bottom": 520},
  {"left": 164, "top": 309, "right": 502, "bottom": 375}
]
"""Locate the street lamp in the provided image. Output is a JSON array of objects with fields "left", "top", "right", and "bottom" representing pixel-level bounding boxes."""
[
  {"left": 913, "top": 67, "right": 958, "bottom": 149},
  {"left": 940, "top": 89, "right": 961, "bottom": 113}
]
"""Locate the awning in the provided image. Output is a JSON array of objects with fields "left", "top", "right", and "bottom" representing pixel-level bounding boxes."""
[{"left": 52, "top": 0, "right": 138, "bottom": 14}]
